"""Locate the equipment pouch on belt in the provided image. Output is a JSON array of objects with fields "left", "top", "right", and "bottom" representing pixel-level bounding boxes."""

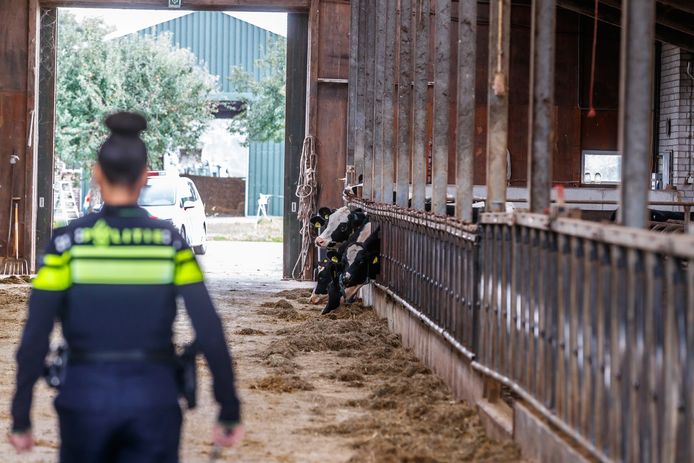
[
  {"left": 176, "top": 342, "right": 198, "bottom": 410},
  {"left": 44, "top": 343, "right": 69, "bottom": 389}
]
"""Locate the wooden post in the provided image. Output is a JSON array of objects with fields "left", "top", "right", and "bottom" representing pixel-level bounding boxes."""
[
  {"left": 528, "top": 0, "right": 556, "bottom": 214},
  {"left": 363, "top": 0, "right": 376, "bottom": 199},
  {"left": 284, "top": 12, "right": 309, "bottom": 279},
  {"left": 346, "top": 0, "right": 360, "bottom": 170},
  {"left": 486, "top": 0, "right": 511, "bottom": 212},
  {"left": 36, "top": 7, "right": 57, "bottom": 264},
  {"left": 456, "top": 0, "right": 476, "bottom": 221},
  {"left": 382, "top": 0, "right": 398, "bottom": 203},
  {"left": 354, "top": 0, "right": 368, "bottom": 183},
  {"left": 431, "top": 0, "right": 450, "bottom": 216},
  {"left": 412, "top": 0, "right": 429, "bottom": 211},
  {"left": 373, "top": 0, "right": 387, "bottom": 202},
  {"left": 396, "top": 0, "right": 413, "bottom": 208},
  {"left": 618, "top": 0, "right": 655, "bottom": 228}
]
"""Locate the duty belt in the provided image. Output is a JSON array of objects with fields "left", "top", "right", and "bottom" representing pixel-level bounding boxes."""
[{"left": 69, "top": 348, "right": 175, "bottom": 364}]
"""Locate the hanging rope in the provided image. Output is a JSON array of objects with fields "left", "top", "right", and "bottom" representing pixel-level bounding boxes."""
[
  {"left": 292, "top": 136, "right": 318, "bottom": 280},
  {"left": 587, "top": 0, "right": 599, "bottom": 118}
]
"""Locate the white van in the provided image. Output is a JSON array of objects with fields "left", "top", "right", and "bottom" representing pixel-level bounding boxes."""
[{"left": 138, "top": 173, "right": 207, "bottom": 255}]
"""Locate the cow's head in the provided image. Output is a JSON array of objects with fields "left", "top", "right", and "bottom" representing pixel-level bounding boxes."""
[
  {"left": 342, "top": 223, "right": 381, "bottom": 287},
  {"left": 309, "top": 251, "right": 342, "bottom": 304},
  {"left": 314, "top": 207, "right": 367, "bottom": 248}
]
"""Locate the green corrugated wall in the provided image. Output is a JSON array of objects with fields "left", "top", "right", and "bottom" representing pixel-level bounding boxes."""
[
  {"left": 137, "top": 11, "right": 281, "bottom": 99},
  {"left": 247, "top": 141, "right": 285, "bottom": 217}
]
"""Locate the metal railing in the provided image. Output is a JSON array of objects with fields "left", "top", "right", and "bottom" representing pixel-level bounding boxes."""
[
  {"left": 349, "top": 199, "right": 479, "bottom": 357},
  {"left": 349, "top": 198, "right": 694, "bottom": 463}
]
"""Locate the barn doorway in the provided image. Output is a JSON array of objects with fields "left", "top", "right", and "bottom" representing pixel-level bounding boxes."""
[{"left": 35, "top": 4, "right": 308, "bottom": 278}]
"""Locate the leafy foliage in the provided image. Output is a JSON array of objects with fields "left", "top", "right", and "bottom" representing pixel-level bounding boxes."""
[
  {"left": 56, "top": 12, "right": 218, "bottom": 169},
  {"left": 228, "top": 37, "right": 286, "bottom": 144}
]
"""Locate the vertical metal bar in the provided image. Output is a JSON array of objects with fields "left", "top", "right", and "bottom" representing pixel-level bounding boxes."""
[
  {"left": 485, "top": 0, "right": 511, "bottom": 212},
  {"left": 382, "top": 0, "right": 398, "bottom": 203},
  {"left": 346, "top": 0, "right": 361, "bottom": 169},
  {"left": 412, "top": 0, "right": 430, "bottom": 211},
  {"left": 527, "top": 0, "right": 556, "bottom": 213},
  {"left": 432, "top": 0, "right": 450, "bottom": 216},
  {"left": 363, "top": 0, "right": 376, "bottom": 199},
  {"left": 618, "top": 0, "right": 655, "bottom": 228},
  {"left": 396, "top": 0, "right": 413, "bottom": 207},
  {"left": 354, "top": 0, "right": 368, "bottom": 181},
  {"left": 456, "top": 0, "right": 477, "bottom": 221},
  {"left": 594, "top": 243, "right": 611, "bottom": 454},
  {"left": 373, "top": 0, "right": 387, "bottom": 202}
]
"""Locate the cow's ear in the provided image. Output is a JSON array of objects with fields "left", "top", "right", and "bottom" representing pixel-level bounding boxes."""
[
  {"left": 318, "top": 207, "right": 333, "bottom": 220},
  {"left": 327, "top": 250, "right": 340, "bottom": 263},
  {"left": 310, "top": 215, "right": 326, "bottom": 229}
]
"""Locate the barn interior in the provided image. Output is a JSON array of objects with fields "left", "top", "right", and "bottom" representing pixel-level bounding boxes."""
[{"left": 1, "top": 1, "right": 694, "bottom": 462}]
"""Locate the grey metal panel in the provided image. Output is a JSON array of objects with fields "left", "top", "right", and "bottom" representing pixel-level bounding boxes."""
[{"left": 247, "top": 141, "right": 286, "bottom": 216}]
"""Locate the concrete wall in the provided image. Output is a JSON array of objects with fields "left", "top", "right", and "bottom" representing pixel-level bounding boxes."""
[
  {"left": 182, "top": 174, "right": 245, "bottom": 216},
  {"left": 659, "top": 44, "right": 694, "bottom": 201}
]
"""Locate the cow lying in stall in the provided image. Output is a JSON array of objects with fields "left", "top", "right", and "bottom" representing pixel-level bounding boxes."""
[{"left": 308, "top": 207, "right": 380, "bottom": 314}]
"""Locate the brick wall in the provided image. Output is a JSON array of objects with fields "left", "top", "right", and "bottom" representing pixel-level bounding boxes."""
[
  {"left": 182, "top": 175, "right": 245, "bottom": 216},
  {"left": 658, "top": 44, "right": 694, "bottom": 201}
]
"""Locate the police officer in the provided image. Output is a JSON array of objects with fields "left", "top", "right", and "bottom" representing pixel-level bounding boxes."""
[{"left": 9, "top": 112, "right": 243, "bottom": 462}]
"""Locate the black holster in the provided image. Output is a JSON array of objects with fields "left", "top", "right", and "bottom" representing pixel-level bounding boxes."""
[
  {"left": 44, "top": 343, "right": 69, "bottom": 389},
  {"left": 176, "top": 343, "right": 198, "bottom": 410}
]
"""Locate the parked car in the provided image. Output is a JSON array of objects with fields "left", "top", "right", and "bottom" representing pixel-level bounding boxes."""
[{"left": 138, "top": 172, "right": 207, "bottom": 255}]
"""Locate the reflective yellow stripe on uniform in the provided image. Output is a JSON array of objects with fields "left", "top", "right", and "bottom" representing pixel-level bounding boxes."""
[
  {"left": 174, "top": 249, "right": 204, "bottom": 286},
  {"left": 70, "top": 245, "right": 176, "bottom": 285},
  {"left": 33, "top": 252, "right": 71, "bottom": 291}
]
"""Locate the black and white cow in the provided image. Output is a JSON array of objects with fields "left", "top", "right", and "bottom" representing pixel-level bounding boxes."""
[
  {"left": 308, "top": 252, "right": 341, "bottom": 305},
  {"left": 320, "top": 222, "right": 381, "bottom": 315},
  {"left": 313, "top": 207, "right": 368, "bottom": 249}
]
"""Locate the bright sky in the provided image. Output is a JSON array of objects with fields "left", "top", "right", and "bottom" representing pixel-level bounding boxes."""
[{"left": 64, "top": 8, "right": 287, "bottom": 38}]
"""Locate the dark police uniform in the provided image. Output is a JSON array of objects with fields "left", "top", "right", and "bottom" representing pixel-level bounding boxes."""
[{"left": 11, "top": 204, "right": 240, "bottom": 463}]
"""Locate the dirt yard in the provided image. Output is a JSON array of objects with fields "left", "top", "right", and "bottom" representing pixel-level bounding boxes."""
[{"left": 0, "top": 242, "right": 521, "bottom": 462}]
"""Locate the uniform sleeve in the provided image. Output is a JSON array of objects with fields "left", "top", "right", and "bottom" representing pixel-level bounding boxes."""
[
  {"left": 11, "top": 232, "right": 70, "bottom": 432},
  {"left": 174, "top": 244, "right": 241, "bottom": 425}
]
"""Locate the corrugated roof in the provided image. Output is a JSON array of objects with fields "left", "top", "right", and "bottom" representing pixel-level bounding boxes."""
[{"left": 133, "top": 11, "right": 283, "bottom": 100}]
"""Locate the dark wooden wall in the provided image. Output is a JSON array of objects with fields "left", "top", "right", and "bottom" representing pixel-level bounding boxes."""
[{"left": 0, "top": 0, "right": 37, "bottom": 264}]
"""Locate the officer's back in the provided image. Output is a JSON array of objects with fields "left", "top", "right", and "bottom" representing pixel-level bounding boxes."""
[{"left": 10, "top": 112, "right": 244, "bottom": 463}]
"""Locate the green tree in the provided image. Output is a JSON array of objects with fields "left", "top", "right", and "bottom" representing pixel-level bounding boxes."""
[
  {"left": 56, "top": 12, "right": 218, "bottom": 170},
  {"left": 228, "top": 37, "right": 286, "bottom": 144}
]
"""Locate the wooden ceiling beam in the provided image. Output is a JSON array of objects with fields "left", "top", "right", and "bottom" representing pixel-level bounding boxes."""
[
  {"left": 558, "top": 0, "right": 694, "bottom": 52},
  {"left": 658, "top": 0, "right": 694, "bottom": 16},
  {"left": 39, "top": 0, "right": 310, "bottom": 11}
]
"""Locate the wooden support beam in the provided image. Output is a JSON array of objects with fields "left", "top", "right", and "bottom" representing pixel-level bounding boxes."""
[
  {"left": 412, "top": 0, "right": 430, "bottom": 211},
  {"left": 456, "top": 0, "right": 476, "bottom": 221},
  {"left": 382, "top": 0, "right": 398, "bottom": 203},
  {"left": 305, "top": 0, "right": 319, "bottom": 136},
  {"left": 619, "top": 0, "right": 655, "bottom": 229},
  {"left": 40, "top": 0, "right": 309, "bottom": 11},
  {"left": 345, "top": 0, "right": 360, "bottom": 170},
  {"left": 527, "top": 0, "right": 556, "bottom": 213},
  {"left": 373, "top": 0, "right": 387, "bottom": 202},
  {"left": 36, "top": 7, "right": 57, "bottom": 264},
  {"left": 283, "top": 12, "right": 309, "bottom": 279},
  {"left": 486, "top": 0, "right": 511, "bottom": 212},
  {"left": 432, "top": 0, "right": 450, "bottom": 216},
  {"left": 363, "top": 0, "right": 376, "bottom": 199},
  {"left": 354, "top": 0, "right": 367, "bottom": 182},
  {"left": 396, "top": 0, "right": 413, "bottom": 208}
]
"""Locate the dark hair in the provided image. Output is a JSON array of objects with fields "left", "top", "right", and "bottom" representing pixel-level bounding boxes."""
[{"left": 98, "top": 112, "right": 148, "bottom": 186}]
